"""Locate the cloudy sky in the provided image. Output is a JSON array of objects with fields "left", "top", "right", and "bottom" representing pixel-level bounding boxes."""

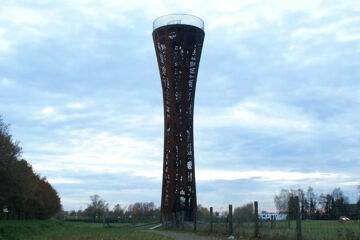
[{"left": 1, "top": 0, "right": 359, "bottom": 211}]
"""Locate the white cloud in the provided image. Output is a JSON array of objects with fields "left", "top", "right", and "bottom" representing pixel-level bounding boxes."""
[
  {"left": 0, "top": 0, "right": 342, "bottom": 54},
  {"left": 230, "top": 102, "right": 312, "bottom": 131},
  {"left": 47, "top": 178, "right": 84, "bottom": 184},
  {"left": 196, "top": 169, "right": 341, "bottom": 182},
  {"left": 33, "top": 162, "right": 162, "bottom": 179},
  {"left": 32, "top": 165, "right": 60, "bottom": 172},
  {"left": 0, "top": 5, "right": 57, "bottom": 51},
  {"left": 338, "top": 181, "right": 360, "bottom": 186},
  {"left": 0, "top": 77, "right": 13, "bottom": 86},
  {"left": 196, "top": 101, "right": 313, "bottom": 133},
  {"left": 291, "top": 17, "right": 360, "bottom": 42},
  {"left": 60, "top": 198, "right": 88, "bottom": 209},
  {"left": 66, "top": 102, "right": 86, "bottom": 109},
  {"left": 337, "top": 32, "right": 360, "bottom": 42},
  {"left": 41, "top": 106, "right": 55, "bottom": 116},
  {"left": 0, "top": 28, "right": 12, "bottom": 53},
  {"left": 235, "top": 44, "right": 253, "bottom": 57},
  {"left": 0, "top": 1, "right": 135, "bottom": 53},
  {"left": 4, "top": 6, "right": 49, "bottom": 26},
  {"left": 38, "top": 106, "right": 68, "bottom": 122},
  {"left": 28, "top": 128, "right": 163, "bottom": 180},
  {"left": 284, "top": 16, "right": 360, "bottom": 64},
  {"left": 33, "top": 159, "right": 343, "bottom": 183}
]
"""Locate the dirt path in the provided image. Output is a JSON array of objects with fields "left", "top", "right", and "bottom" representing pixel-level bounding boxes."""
[{"left": 148, "top": 230, "right": 226, "bottom": 240}]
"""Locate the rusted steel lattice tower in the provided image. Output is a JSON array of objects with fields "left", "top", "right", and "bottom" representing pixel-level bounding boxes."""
[{"left": 152, "top": 14, "right": 205, "bottom": 223}]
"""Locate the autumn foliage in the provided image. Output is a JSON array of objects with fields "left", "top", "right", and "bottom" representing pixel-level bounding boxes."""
[{"left": 0, "top": 117, "right": 61, "bottom": 219}]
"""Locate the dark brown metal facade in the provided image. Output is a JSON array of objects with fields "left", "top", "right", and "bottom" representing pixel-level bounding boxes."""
[{"left": 153, "top": 24, "right": 204, "bottom": 222}]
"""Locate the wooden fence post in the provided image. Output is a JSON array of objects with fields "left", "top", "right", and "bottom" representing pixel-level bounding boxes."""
[
  {"left": 273, "top": 215, "right": 276, "bottom": 228},
  {"left": 295, "top": 196, "right": 302, "bottom": 240},
  {"left": 229, "top": 204, "right": 233, "bottom": 235},
  {"left": 210, "top": 207, "right": 213, "bottom": 233},
  {"left": 254, "top": 201, "right": 259, "bottom": 238},
  {"left": 288, "top": 196, "right": 293, "bottom": 229}
]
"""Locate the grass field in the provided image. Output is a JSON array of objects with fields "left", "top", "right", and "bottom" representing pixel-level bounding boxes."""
[
  {"left": 1, "top": 219, "right": 360, "bottom": 240},
  {"left": 193, "top": 220, "right": 360, "bottom": 240},
  {"left": 0, "top": 220, "right": 172, "bottom": 240}
]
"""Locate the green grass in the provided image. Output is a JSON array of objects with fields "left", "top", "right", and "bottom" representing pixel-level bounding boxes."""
[
  {"left": 181, "top": 220, "right": 360, "bottom": 240},
  {"left": 0, "top": 220, "right": 172, "bottom": 240},
  {"left": 2, "top": 219, "right": 359, "bottom": 240},
  {"left": 301, "top": 220, "right": 360, "bottom": 240}
]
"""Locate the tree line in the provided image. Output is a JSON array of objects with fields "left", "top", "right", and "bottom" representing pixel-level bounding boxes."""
[
  {"left": 63, "top": 187, "right": 359, "bottom": 223},
  {"left": 65, "top": 195, "right": 256, "bottom": 223},
  {"left": 62, "top": 194, "right": 160, "bottom": 220},
  {"left": 274, "top": 186, "right": 360, "bottom": 220},
  {"left": 0, "top": 116, "right": 61, "bottom": 220}
]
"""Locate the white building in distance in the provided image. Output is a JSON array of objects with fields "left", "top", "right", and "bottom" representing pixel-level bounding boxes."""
[{"left": 259, "top": 212, "right": 287, "bottom": 221}]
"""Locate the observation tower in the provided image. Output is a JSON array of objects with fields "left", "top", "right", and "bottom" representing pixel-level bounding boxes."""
[{"left": 152, "top": 14, "right": 205, "bottom": 223}]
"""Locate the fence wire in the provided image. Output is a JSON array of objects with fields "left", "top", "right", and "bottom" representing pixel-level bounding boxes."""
[{"left": 172, "top": 201, "right": 360, "bottom": 240}]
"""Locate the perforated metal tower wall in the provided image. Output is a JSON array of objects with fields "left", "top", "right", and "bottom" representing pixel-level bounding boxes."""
[{"left": 153, "top": 24, "right": 205, "bottom": 222}]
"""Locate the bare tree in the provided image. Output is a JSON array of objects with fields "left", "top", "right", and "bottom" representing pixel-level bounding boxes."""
[
  {"left": 307, "top": 186, "right": 317, "bottom": 219},
  {"left": 274, "top": 189, "right": 290, "bottom": 212},
  {"left": 197, "top": 204, "right": 210, "bottom": 219},
  {"left": 112, "top": 204, "right": 124, "bottom": 218},
  {"left": 83, "top": 195, "right": 109, "bottom": 219},
  {"left": 233, "top": 203, "right": 254, "bottom": 221},
  {"left": 126, "top": 202, "right": 156, "bottom": 217}
]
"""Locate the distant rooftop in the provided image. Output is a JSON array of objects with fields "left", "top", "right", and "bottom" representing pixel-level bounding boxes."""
[{"left": 153, "top": 14, "right": 204, "bottom": 31}]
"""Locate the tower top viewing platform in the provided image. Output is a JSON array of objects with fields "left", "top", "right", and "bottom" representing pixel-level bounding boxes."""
[{"left": 153, "top": 14, "right": 204, "bottom": 31}]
